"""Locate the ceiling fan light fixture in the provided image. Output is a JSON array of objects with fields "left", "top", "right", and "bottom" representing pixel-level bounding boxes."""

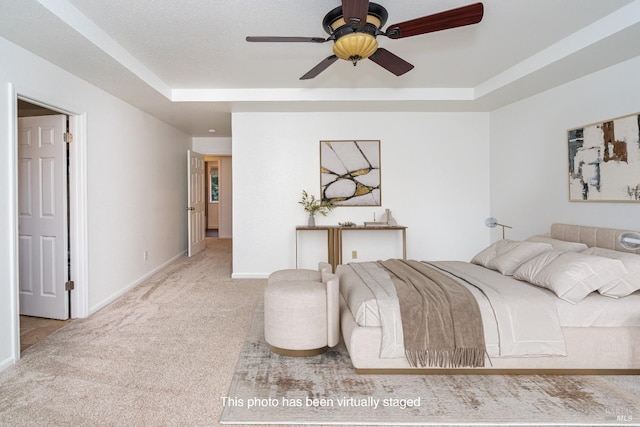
[
  {"left": 333, "top": 32, "right": 378, "bottom": 64},
  {"left": 246, "top": 2, "right": 483, "bottom": 79}
]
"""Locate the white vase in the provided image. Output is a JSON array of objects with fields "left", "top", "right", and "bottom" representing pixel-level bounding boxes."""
[
  {"left": 308, "top": 214, "right": 315, "bottom": 227},
  {"left": 385, "top": 209, "right": 397, "bottom": 226}
]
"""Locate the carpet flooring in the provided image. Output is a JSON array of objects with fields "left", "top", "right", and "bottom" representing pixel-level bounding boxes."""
[
  {"left": 221, "top": 301, "right": 640, "bottom": 426},
  {"left": 0, "top": 239, "right": 265, "bottom": 426}
]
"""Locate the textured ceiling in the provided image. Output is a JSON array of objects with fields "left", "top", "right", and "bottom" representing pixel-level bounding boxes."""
[{"left": 1, "top": 0, "right": 639, "bottom": 137}]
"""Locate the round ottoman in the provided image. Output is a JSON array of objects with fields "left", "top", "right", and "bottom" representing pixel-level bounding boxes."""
[
  {"left": 267, "top": 269, "right": 321, "bottom": 286},
  {"left": 264, "top": 280, "right": 328, "bottom": 356}
]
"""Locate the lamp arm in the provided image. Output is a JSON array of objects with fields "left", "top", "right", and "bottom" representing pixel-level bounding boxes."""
[{"left": 484, "top": 217, "right": 512, "bottom": 239}]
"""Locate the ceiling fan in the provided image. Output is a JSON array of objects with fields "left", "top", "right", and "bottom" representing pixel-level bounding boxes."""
[{"left": 246, "top": 1, "right": 484, "bottom": 80}]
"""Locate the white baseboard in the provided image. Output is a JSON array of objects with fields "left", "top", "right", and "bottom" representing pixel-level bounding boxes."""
[
  {"left": 89, "top": 251, "right": 187, "bottom": 315},
  {"left": 231, "top": 273, "right": 269, "bottom": 279},
  {"left": 0, "top": 355, "right": 16, "bottom": 373}
]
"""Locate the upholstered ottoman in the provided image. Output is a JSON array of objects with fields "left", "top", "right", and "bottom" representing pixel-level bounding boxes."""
[
  {"left": 267, "top": 262, "right": 332, "bottom": 285},
  {"left": 264, "top": 272, "right": 339, "bottom": 357}
]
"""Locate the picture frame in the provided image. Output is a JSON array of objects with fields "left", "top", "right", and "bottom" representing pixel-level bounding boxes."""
[
  {"left": 568, "top": 112, "right": 640, "bottom": 202},
  {"left": 320, "top": 140, "right": 381, "bottom": 206}
]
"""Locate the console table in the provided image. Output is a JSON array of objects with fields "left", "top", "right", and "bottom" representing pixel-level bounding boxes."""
[{"left": 295, "top": 225, "right": 407, "bottom": 271}]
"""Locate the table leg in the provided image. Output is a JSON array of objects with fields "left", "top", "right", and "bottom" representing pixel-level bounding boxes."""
[
  {"left": 337, "top": 228, "right": 342, "bottom": 267},
  {"left": 402, "top": 228, "right": 407, "bottom": 259},
  {"left": 327, "top": 228, "right": 341, "bottom": 272}
]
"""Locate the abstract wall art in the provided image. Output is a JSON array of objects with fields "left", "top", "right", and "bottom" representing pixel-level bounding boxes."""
[
  {"left": 568, "top": 113, "right": 640, "bottom": 202},
  {"left": 320, "top": 140, "right": 381, "bottom": 206}
]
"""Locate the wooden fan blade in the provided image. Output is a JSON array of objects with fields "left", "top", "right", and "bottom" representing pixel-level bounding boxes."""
[
  {"left": 385, "top": 2, "right": 484, "bottom": 39},
  {"left": 300, "top": 55, "right": 339, "bottom": 80},
  {"left": 246, "top": 36, "right": 327, "bottom": 43},
  {"left": 369, "top": 48, "right": 414, "bottom": 76},
  {"left": 342, "top": 0, "right": 369, "bottom": 28}
]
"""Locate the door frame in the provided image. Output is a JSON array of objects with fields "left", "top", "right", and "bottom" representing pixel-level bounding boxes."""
[{"left": 8, "top": 83, "right": 89, "bottom": 363}]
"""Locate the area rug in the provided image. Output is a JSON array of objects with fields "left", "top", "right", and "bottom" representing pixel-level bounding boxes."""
[{"left": 220, "top": 301, "right": 640, "bottom": 426}]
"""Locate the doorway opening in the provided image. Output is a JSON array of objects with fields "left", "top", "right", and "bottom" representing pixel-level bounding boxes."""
[
  {"left": 206, "top": 159, "right": 219, "bottom": 238},
  {"left": 17, "top": 99, "right": 73, "bottom": 354},
  {"left": 204, "top": 155, "right": 231, "bottom": 240}
]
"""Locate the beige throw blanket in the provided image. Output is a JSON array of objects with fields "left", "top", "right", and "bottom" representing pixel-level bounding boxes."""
[{"left": 378, "top": 259, "right": 486, "bottom": 368}]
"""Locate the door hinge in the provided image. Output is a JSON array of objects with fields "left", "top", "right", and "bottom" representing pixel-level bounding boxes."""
[
  {"left": 65, "top": 280, "right": 75, "bottom": 291},
  {"left": 64, "top": 132, "right": 73, "bottom": 143}
]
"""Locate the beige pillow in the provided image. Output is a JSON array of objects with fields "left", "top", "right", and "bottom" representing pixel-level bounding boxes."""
[
  {"left": 582, "top": 247, "right": 640, "bottom": 297},
  {"left": 470, "top": 241, "right": 501, "bottom": 267},
  {"left": 526, "top": 235, "right": 588, "bottom": 252},
  {"left": 471, "top": 240, "right": 554, "bottom": 275},
  {"left": 513, "top": 251, "right": 628, "bottom": 304},
  {"left": 512, "top": 250, "right": 564, "bottom": 281}
]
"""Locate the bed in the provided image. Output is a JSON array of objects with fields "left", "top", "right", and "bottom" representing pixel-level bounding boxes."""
[{"left": 337, "top": 224, "right": 640, "bottom": 374}]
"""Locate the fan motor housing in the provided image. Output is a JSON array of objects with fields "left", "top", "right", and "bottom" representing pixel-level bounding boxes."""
[{"left": 322, "top": 2, "right": 389, "bottom": 34}]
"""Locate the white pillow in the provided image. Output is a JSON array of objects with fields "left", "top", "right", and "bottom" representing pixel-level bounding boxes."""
[
  {"left": 470, "top": 241, "right": 501, "bottom": 267},
  {"left": 581, "top": 247, "right": 640, "bottom": 297},
  {"left": 511, "top": 250, "right": 564, "bottom": 280},
  {"left": 471, "top": 240, "right": 554, "bottom": 275},
  {"left": 513, "top": 251, "right": 628, "bottom": 304},
  {"left": 525, "top": 235, "right": 588, "bottom": 252}
]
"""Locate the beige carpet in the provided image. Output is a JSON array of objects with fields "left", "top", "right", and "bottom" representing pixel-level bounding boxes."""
[{"left": 0, "top": 239, "right": 265, "bottom": 426}]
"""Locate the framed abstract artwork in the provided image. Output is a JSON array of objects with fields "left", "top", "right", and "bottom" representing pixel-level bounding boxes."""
[
  {"left": 320, "top": 140, "right": 381, "bottom": 206},
  {"left": 568, "top": 113, "right": 640, "bottom": 202}
]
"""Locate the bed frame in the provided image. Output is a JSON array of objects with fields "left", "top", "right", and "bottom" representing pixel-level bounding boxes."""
[{"left": 339, "top": 224, "right": 640, "bottom": 374}]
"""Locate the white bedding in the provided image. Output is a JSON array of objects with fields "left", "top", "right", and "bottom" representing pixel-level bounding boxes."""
[
  {"left": 553, "top": 289, "right": 640, "bottom": 326},
  {"left": 338, "top": 261, "right": 568, "bottom": 359},
  {"left": 338, "top": 263, "right": 386, "bottom": 327},
  {"left": 340, "top": 262, "right": 640, "bottom": 329},
  {"left": 430, "top": 261, "right": 566, "bottom": 358},
  {"left": 347, "top": 262, "right": 404, "bottom": 358}
]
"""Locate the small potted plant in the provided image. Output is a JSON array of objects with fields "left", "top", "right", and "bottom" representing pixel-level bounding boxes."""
[{"left": 299, "top": 190, "right": 334, "bottom": 226}]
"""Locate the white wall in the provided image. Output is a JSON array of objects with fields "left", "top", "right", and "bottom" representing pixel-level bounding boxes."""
[
  {"left": 232, "top": 112, "right": 490, "bottom": 277},
  {"left": 192, "top": 137, "right": 232, "bottom": 155},
  {"left": 219, "top": 156, "right": 233, "bottom": 238},
  {"left": 0, "top": 36, "right": 190, "bottom": 371},
  {"left": 87, "top": 106, "right": 190, "bottom": 311},
  {"left": 490, "top": 56, "right": 640, "bottom": 240}
]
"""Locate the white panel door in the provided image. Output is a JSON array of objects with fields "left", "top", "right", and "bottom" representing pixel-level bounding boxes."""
[
  {"left": 187, "top": 150, "right": 206, "bottom": 256},
  {"left": 18, "top": 115, "right": 69, "bottom": 320}
]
